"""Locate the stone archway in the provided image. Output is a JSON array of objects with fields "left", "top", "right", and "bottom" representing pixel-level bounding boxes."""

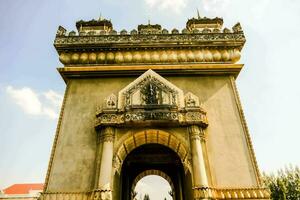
[
  {"left": 119, "top": 142, "right": 191, "bottom": 200},
  {"left": 113, "top": 129, "right": 191, "bottom": 174}
]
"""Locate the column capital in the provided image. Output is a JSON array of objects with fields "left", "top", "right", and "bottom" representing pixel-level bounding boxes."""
[
  {"left": 188, "top": 125, "right": 206, "bottom": 141},
  {"left": 100, "top": 127, "right": 115, "bottom": 142}
]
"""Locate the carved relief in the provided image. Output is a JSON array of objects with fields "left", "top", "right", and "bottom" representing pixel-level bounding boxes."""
[
  {"left": 96, "top": 70, "right": 208, "bottom": 128},
  {"left": 104, "top": 94, "right": 117, "bottom": 109},
  {"left": 185, "top": 92, "right": 200, "bottom": 107},
  {"left": 55, "top": 32, "right": 245, "bottom": 45},
  {"left": 56, "top": 26, "right": 67, "bottom": 36},
  {"left": 232, "top": 22, "right": 243, "bottom": 33},
  {"left": 118, "top": 69, "right": 184, "bottom": 109}
]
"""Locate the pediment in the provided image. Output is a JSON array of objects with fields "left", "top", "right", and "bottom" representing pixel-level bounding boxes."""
[
  {"left": 96, "top": 69, "right": 208, "bottom": 128},
  {"left": 118, "top": 69, "right": 184, "bottom": 109}
]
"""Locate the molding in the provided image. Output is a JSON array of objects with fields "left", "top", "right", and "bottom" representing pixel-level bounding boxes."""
[
  {"left": 99, "top": 127, "right": 115, "bottom": 142},
  {"left": 39, "top": 192, "right": 90, "bottom": 200},
  {"left": 229, "top": 76, "right": 262, "bottom": 186},
  {"left": 113, "top": 129, "right": 191, "bottom": 174},
  {"left": 54, "top": 33, "right": 245, "bottom": 52},
  {"left": 193, "top": 187, "right": 270, "bottom": 199},
  {"left": 39, "top": 187, "right": 270, "bottom": 200},
  {"left": 43, "top": 83, "right": 70, "bottom": 192},
  {"left": 188, "top": 125, "right": 203, "bottom": 141},
  {"left": 57, "top": 63, "right": 243, "bottom": 82},
  {"left": 57, "top": 48, "right": 242, "bottom": 65}
]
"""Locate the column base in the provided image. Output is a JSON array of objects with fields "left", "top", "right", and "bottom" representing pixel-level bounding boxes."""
[{"left": 92, "top": 189, "right": 112, "bottom": 200}]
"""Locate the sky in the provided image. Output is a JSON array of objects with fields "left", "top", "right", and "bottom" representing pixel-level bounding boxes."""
[{"left": 1, "top": 0, "right": 300, "bottom": 198}]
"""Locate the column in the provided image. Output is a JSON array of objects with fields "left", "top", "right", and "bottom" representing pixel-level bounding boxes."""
[
  {"left": 97, "top": 126, "right": 115, "bottom": 199},
  {"left": 188, "top": 125, "right": 210, "bottom": 199}
]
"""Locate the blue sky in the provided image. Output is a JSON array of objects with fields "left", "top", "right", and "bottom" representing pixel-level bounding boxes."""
[{"left": 1, "top": 0, "right": 300, "bottom": 198}]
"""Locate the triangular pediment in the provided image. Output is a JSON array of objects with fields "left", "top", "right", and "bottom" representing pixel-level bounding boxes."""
[{"left": 118, "top": 69, "right": 184, "bottom": 109}]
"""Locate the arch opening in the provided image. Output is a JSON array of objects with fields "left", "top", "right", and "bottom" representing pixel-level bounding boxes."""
[
  {"left": 114, "top": 129, "right": 191, "bottom": 174},
  {"left": 119, "top": 143, "right": 192, "bottom": 200},
  {"left": 134, "top": 175, "right": 173, "bottom": 200}
]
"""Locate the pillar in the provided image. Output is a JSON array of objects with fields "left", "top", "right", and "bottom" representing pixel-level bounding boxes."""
[
  {"left": 97, "top": 126, "right": 115, "bottom": 199},
  {"left": 188, "top": 125, "right": 210, "bottom": 199}
]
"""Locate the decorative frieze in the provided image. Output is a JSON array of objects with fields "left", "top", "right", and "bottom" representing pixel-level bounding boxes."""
[
  {"left": 91, "top": 189, "right": 112, "bottom": 200},
  {"left": 55, "top": 24, "right": 243, "bottom": 37},
  {"left": 193, "top": 187, "right": 270, "bottom": 199},
  {"left": 58, "top": 48, "right": 241, "bottom": 65},
  {"left": 95, "top": 108, "right": 208, "bottom": 128},
  {"left": 39, "top": 191, "right": 113, "bottom": 200},
  {"left": 39, "top": 192, "right": 90, "bottom": 200},
  {"left": 55, "top": 19, "right": 245, "bottom": 66},
  {"left": 38, "top": 187, "right": 270, "bottom": 200}
]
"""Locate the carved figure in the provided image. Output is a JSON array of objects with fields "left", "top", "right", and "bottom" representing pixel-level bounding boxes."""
[{"left": 56, "top": 26, "right": 66, "bottom": 36}]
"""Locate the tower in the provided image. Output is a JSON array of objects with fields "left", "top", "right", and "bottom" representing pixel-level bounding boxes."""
[{"left": 41, "top": 15, "right": 270, "bottom": 200}]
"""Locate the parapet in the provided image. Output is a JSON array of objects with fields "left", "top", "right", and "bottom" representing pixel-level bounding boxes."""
[{"left": 54, "top": 16, "right": 245, "bottom": 66}]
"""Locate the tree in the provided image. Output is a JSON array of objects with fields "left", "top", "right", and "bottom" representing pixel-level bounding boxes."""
[{"left": 262, "top": 165, "right": 300, "bottom": 200}]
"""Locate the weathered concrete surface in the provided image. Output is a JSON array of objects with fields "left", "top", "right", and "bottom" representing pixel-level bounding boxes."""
[{"left": 46, "top": 74, "right": 258, "bottom": 192}]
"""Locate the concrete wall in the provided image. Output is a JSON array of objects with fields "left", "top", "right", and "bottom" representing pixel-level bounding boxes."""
[
  {"left": 166, "top": 75, "right": 258, "bottom": 187},
  {"left": 46, "top": 74, "right": 258, "bottom": 192}
]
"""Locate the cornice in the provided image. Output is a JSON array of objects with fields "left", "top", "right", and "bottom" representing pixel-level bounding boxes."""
[
  {"left": 54, "top": 32, "right": 245, "bottom": 52},
  {"left": 55, "top": 17, "right": 245, "bottom": 66},
  {"left": 57, "top": 64, "right": 243, "bottom": 82}
]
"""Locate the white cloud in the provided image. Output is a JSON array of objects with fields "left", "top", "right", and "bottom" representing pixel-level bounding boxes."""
[
  {"left": 145, "top": 0, "right": 187, "bottom": 13},
  {"left": 6, "top": 86, "right": 63, "bottom": 120},
  {"left": 202, "top": 0, "right": 230, "bottom": 15},
  {"left": 44, "top": 90, "right": 63, "bottom": 108}
]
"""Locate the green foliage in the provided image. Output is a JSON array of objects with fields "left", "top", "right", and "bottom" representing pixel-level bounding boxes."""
[{"left": 262, "top": 165, "right": 300, "bottom": 200}]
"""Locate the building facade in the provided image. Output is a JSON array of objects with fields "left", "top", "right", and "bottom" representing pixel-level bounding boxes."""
[
  {"left": 0, "top": 183, "right": 43, "bottom": 200},
  {"left": 40, "top": 15, "right": 270, "bottom": 200}
]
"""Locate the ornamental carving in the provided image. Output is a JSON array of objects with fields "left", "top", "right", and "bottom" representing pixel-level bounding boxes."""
[
  {"left": 55, "top": 17, "right": 245, "bottom": 66},
  {"left": 55, "top": 33, "right": 245, "bottom": 46},
  {"left": 56, "top": 26, "right": 66, "bottom": 36},
  {"left": 100, "top": 127, "right": 115, "bottom": 142},
  {"left": 185, "top": 92, "right": 200, "bottom": 107},
  {"left": 95, "top": 70, "right": 208, "bottom": 129},
  {"left": 104, "top": 94, "right": 117, "bottom": 109},
  {"left": 118, "top": 69, "right": 184, "bottom": 109}
]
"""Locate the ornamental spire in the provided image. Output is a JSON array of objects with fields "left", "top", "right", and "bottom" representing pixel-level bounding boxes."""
[
  {"left": 98, "top": 13, "right": 103, "bottom": 21},
  {"left": 197, "top": 8, "right": 200, "bottom": 19}
]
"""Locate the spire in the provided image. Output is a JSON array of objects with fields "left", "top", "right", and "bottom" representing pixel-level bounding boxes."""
[
  {"left": 197, "top": 9, "right": 201, "bottom": 19},
  {"left": 98, "top": 13, "right": 103, "bottom": 21}
]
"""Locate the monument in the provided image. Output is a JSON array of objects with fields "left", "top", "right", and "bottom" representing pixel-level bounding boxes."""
[{"left": 40, "top": 14, "right": 270, "bottom": 200}]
